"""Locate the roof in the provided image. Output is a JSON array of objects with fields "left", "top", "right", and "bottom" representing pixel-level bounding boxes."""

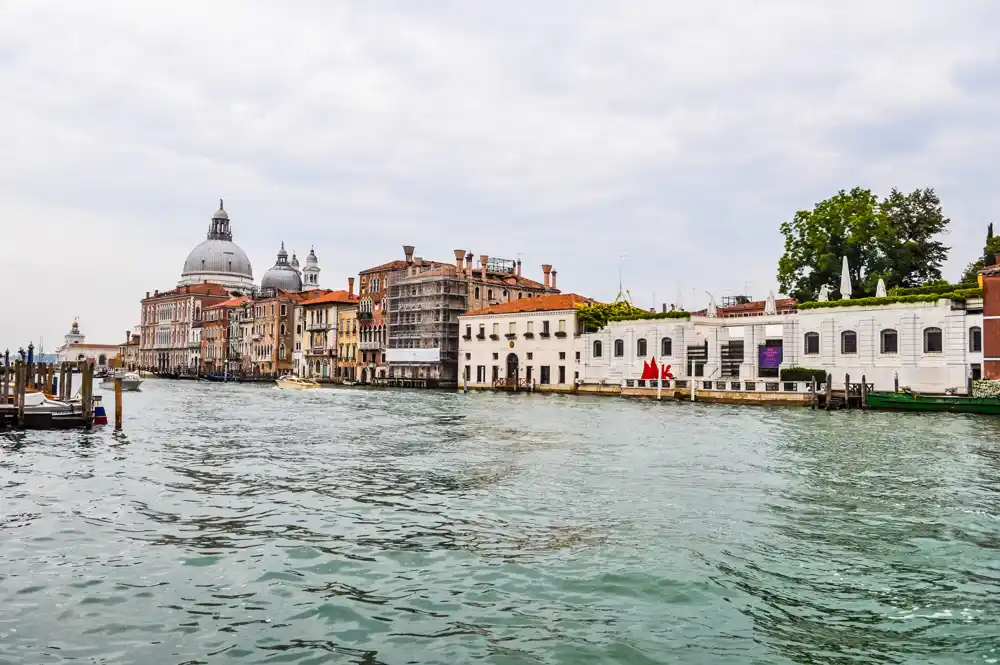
[
  {"left": 692, "top": 298, "right": 797, "bottom": 316},
  {"left": 359, "top": 258, "right": 445, "bottom": 275},
  {"left": 301, "top": 289, "right": 358, "bottom": 306},
  {"left": 463, "top": 293, "right": 594, "bottom": 317},
  {"left": 142, "top": 283, "right": 233, "bottom": 301},
  {"left": 205, "top": 295, "right": 248, "bottom": 309}
]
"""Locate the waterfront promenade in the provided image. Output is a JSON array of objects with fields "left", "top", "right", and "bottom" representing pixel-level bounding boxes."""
[{"left": 2, "top": 380, "right": 998, "bottom": 664}]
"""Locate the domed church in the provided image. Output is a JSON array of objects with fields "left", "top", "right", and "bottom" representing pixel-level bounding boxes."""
[{"left": 177, "top": 200, "right": 256, "bottom": 293}]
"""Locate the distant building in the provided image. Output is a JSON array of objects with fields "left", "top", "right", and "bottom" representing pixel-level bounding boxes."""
[
  {"left": 338, "top": 306, "right": 359, "bottom": 382},
  {"left": 55, "top": 320, "right": 120, "bottom": 367},
  {"left": 299, "top": 287, "right": 358, "bottom": 379}
]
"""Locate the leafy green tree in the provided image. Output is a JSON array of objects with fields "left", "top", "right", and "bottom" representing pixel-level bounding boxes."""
[
  {"left": 874, "top": 188, "right": 949, "bottom": 288},
  {"left": 777, "top": 187, "right": 951, "bottom": 301},
  {"left": 959, "top": 223, "right": 1000, "bottom": 284},
  {"left": 777, "top": 187, "right": 881, "bottom": 302}
]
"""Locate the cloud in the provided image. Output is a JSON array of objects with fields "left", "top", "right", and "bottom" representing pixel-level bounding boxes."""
[{"left": 1, "top": 0, "right": 998, "bottom": 348}]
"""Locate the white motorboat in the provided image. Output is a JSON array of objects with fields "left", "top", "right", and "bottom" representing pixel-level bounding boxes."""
[
  {"left": 275, "top": 376, "right": 320, "bottom": 390},
  {"left": 100, "top": 372, "right": 143, "bottom": 391}
]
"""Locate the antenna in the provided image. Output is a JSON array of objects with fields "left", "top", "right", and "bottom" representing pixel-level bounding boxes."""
[{"left": 618, "top": 254, "right": 628, "bottom": 298}]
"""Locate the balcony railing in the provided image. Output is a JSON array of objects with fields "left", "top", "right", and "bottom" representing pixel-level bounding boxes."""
[
  {"left": 359, "top": 340, "right": 381, "bottom": 351},
  {"left": 554, "top": 331, "right": 567, "bottom": 338},
  {"left": 307, "top": 322, "right": 333, "bottom": 332}
]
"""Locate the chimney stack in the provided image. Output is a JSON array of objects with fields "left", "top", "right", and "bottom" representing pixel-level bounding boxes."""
[
  {"left": 348, "top": 277, "right": 355, "bottom": 298},
  {"left": 480, "top": 254, "right": 488, "bottom": 282},
  {"left": 466, "top": 253, "right": 474, "bottom": 277},
  {"left": 551, "top": 269, "right": 557, "bottom": 290},
  {"left": 146, "top": 291, "right": 150, "bottom": 299},
  {"left": 516, "top": 259, "right": 521, "bottom": 277},
  {"left": 542, "top": 264, "right": 552, "bottom": 289},
  {"left": 403, "top": 245, "right": 415, "bottom": 264},
  {"left": 454, "top": 249, "right": 465, "bottom": 271}
]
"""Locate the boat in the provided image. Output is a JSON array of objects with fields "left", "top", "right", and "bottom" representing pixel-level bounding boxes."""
[
  {"left": 99, "top": 371, "right": 143, "bottom": 391},
  {"left": 275, "top": 376, "right": 320, "bottom": 390},
  {"left": 342, "top": 380, "right": 357, "bottom": 386},
  {"left": 866, "top": 391, "right": 1000, "bottom": 415}
]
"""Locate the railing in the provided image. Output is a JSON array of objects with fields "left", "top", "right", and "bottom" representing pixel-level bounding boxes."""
[
  {"left": 358, "top": 341, "right": 381, "bottom": 351},
  {"left": 306, "top": 323, "right": 333, "bottom": 331},
  {"left": 492, "top": 377, "right": 533, "bottom": 391}
]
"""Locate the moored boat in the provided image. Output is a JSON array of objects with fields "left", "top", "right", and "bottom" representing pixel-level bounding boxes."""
[
  {"left": 866, "top": 391, "right": 1000, "bottom": 415},
  {"left": 275, "top": 376, "right": 320, "bottom": 390},
  {"left": 99, "top": 372, "right": 143, "bottom": 391}
]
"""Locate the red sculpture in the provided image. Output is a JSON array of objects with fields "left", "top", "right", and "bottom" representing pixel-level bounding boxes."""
[{"left": 640, "top": 358, "right": 674, "bottom": 381}]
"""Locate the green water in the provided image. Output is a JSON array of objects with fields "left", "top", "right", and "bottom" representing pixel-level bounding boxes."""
[{"left": 2, "top": 382, "right": 998, "bottom": 664}]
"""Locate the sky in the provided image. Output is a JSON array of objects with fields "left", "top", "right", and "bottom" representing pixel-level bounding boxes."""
[{"left": 2, "top": 0, "right": 999, "bottom": 350}]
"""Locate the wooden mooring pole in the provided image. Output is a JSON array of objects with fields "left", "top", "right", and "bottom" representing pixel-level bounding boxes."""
[
  {"left": 825, "top": 376, "right": 832, "bottom": 411},
  {"left": 810, "top": 376, "right": 817, "bottom": 409},
  {"left": 845, "top": 373, "right": 850, "bottom": 410},
  {"left": 65, "top": 364, "right": 74, "bottom": 401},
  {"left": 861, "top": 373, "right": 868, "bottom": 410},
  {"left": 81, "top": 363, "right": 94, "bottom": 429},
  {"left": 1, "top": 362, "right": 9, "bottom": 406},
  {"left": 114, "top": 377, "right": 123, "bottom": 431},
  {"left": 16, "top": 361, "right": 26, "bottom": 429}
]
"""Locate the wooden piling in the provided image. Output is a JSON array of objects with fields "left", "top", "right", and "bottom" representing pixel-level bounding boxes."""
[
  {"left": 65, "top": 365, "right": 74, "bottom": 401},
  {"left": 16, "top": 361, "right": 26, "bottom": 429},
  {"left": 1, "top": 362, "right": 8, "bottom": 406},
  {"left": 825, "top": 376, "right": 832, "bottom": 411},
  {"left": 810, "top": 376, "right": 817, "bottom": 409},
  {"left": 81, "top": 363, "right": 93, "bottom": 429},
  {"left": 114, "top": 377, "right": 123, "bottom": 431},
  {"left": 894, "top": 371, "right": 899, "bottom": 393},
  {"left": 844, "top": 373, "right": 850, "bottom": 409},
  {"left": 861, "top": 373, "right": 868, "bottom": 410},
  {"left": 47, "top": 364, "right": 55, "bottom": 395}
]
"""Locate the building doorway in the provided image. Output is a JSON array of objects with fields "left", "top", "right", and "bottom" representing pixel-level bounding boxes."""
[
  {"left": 506, "top": 353, "right": 519, "bottom": 381},
  {"left": 360, "top": 368, "right": 368, "bottom": 384}
]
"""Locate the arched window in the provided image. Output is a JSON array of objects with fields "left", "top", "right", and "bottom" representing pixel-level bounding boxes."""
[
  {"left": 593, "top": 340, "right": 603, "bottom": 357},
  {"left": 614, "top": 339, "right": 624, "bottom": 357},
  {"left": 841, "top": 330, "right": 857, "bottom": 354},
  {"left": 804, "top": 332, "right": 820, "bottom": 355},
  {"left": 661, "top": 337, "right": 672, "bottom": 356},
  {"left": 487, "top": 289, "right": 494, "bottom": 300},
  {"left": 98, "top": 354, "right": 107, "bottom": 365},
  {"left": 970, "top": 326, "right": 982, "bottom": 353},
  {"left": 924, "top": 327, "right": 943, "bottom": 353},
  {"left": 474, "top": 287, "right": 480, "bottom": 299},
  {"left": 279, "top": 323, "right": 286, "bottom": 336},
  {"left": 636, "top": 338, "right": 647, "bottom": 357},
  {"left": 880, "top": 329, "right": 898, "bottom": 354}
]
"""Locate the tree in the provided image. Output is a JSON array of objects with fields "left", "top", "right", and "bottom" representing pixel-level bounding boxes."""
[
  {"left": 873, "top": 188, "right": 949, "bottom": 288},
  {"left": 959, "top": 223, "right": 1000, "bottom": 284},
  {"left": 777, "top": 187, "right": 951, "bottom": 301},
  {"left": 777, "top": 188, "right": 881, "bottom": 302}
]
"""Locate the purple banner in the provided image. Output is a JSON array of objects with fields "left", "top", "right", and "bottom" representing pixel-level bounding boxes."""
[{"left": 759, "top": 346, "right": 782, "bottom": 368}]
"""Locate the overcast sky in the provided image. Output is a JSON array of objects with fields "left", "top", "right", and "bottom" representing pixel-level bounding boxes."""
[{"left": 2, "top": 0, "right": 998, "bottom": 350}]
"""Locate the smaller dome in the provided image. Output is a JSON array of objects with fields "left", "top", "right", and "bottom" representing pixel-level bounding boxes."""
[
  {"left": 306, "top": 247, "right": 319, "bottom": 266},
  {"left": 290, "top": 252, "right": 300, "bottom": 269},
  {"left": 212, "top": 199, "right": 229, "bottom": 220},
  {"left": 261, "top": 242, "right": 302, "bottom": 292}
]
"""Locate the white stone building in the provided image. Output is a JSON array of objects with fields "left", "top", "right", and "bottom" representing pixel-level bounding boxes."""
[
  {"left": 575, "top": 294, "right": 984, "bottom": 394},
  {"left": 55, "top": 320, "right": 120, "bottom": 367},
  {"left": 458, "top": 294, "right": 592, "bottom": 390}
]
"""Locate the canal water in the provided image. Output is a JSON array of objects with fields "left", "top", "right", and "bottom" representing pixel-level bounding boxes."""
[{"left": 2, "top": 381, "right": 999, "bottom": 664}]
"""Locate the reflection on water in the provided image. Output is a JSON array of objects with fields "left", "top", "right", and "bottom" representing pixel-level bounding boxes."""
[{"left": 2, "top": 382, "right": 999, "bottom": 664}]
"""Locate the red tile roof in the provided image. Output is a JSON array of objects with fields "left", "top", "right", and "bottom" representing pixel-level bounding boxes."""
[
  {"left": 205, "top": 295, "right": 248, "bottom": 309},
  {"left": 142, "top": 283, "right": 233, "bottom": 301},
  {"left": 359, "top": 259, "right": 445, "bottom": 275},
  {"left": 302, "top": 289, "right": 358, "bottom": 306},
  {"left": 463, "top": 293, "right": 594, "bottom": 316}
]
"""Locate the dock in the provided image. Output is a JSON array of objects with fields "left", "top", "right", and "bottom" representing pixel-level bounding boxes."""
[{"left": 1, "top": 360, "right": 121, "bottom": 431}]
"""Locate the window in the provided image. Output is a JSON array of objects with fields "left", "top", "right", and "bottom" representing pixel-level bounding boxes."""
[
  {"left": 465, "top": 352, "right": 471, "bottom": 360},
  {"left": 559, "top": 352, "right": 566, "bottom": 360},
  {"left": 493, "top": 353, "right": 499, "bottom": 360},
  {"left": 527, "top": 321, "right": 534, "bottom": 333},
  {"left": 972, "top": 363, "right": 982, "bottom": 381},
  {"left": 558, "top": 319, "right": 566, "bottom": 332},
  {"left": 478, "top": 325, "right": 485, "bottom": 337},
  {"left": 465, "top": 325, "right": 471, "bottom": 338},
  {"left": 280, "top": 304, "right": 287, "bottom": 316},
  {"left": 527, "top": 352, "right": 533, "bottom": 360},
  {"left": 575, "top": 351, "right": 580, "bottom": 361},
  {"left": 558, "top": 366, "right": 566, "bottom": 384},
  {"left": 970, "top": 326, "right": 982, "bottom": 353},
  {"left": 509, "top": 322, "right": 516, "bottom": 334},
  {"left": 540, "top": 366, "right": 551, "bottom": 384},
  {"left": 593, "top": 340, "right": 603, "bottom": 357},
  {"left": 278, "top": 344, "right": 286, "bottom": 360},
  {"left": 804, "top": 332, "right": 820, "bottom": 355},
  {"left": 280, "top": 323, "right": 286, "bottom": 336},
  {"left": 924, "top": 327, "right": 943, "bottom": 353},
  {"left": 636, "top": 338, "right": 647, "bottom": 357},
  {"left": 464, "top": 365, "right": 471, "bottom": 381},
  {"left": 542, "top": 321, "right": 550, "bottom": 335},
  {"left": 841, "top": 330, "right": 857, "bottom": 354},
  {"left": 477, "top": 366, "right": 486, "bottom": 382},
  {"left": 614, "top": 339, "right": 624, "bottom": 357},
  {"left": 474, "top": 287, "right": 480, "bottom": 299},
  {"left": 880, "top": 329, "right": 898, "bottom": 354},
  {"left": 661, "top": 337, "right": 672, "bottom": 356},
  {"left": 492, "top": 322, "right": 499, "bottom": 335},
  {"left": 488, "top": 289, "right": 494, "bottom": 300},
  {"left": 492, "top": 366, "right": 499, "bottom": 382}
]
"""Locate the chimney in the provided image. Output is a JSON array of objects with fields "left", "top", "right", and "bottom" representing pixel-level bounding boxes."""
[
  {"left": 466, "top": 253, "right": 474, "bottom": 277},
  {"left": 480, "top": 254, "right": 488, "bottom": 281},
  {"left": 146, "top": 291, "right": 150, "bottom": 299},
  {"left": 348, "top": 277, "right": 355, "bottom": 298},
  {"left": 662, "top": 303, "right": 667, "bottom": 313},
  {"left": 403, "top": 245, "right": 415, "bottom": 264},
  {"left": 551, "top": 269, "right": 557, "bottom": 290},
  {"left": 516, "top": 259, "right": 521, "bottom": 277},
  {"left": 454, "top": 249, "right": 465, "bottom": 271},
  {"left": 542, "top": 264, "right": 552, "bottom": 289},
  {"left": 415, "top": 256, "right": 423, "bottom": 267},
  {"left": 154, "top": 289, "right": 159, "bottom": 296}
]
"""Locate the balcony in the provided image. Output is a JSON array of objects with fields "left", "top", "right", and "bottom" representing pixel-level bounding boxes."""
[
  {"left": 539, "top": 332, "right": 551, "bottom": 338},
  {"left": 555, "top": 331, "right": 567, "bottom": 338},
  {"left": 522, "top": 332, "right": 534, "bottom": 339},
  {"left": 462, "top": 334, "right": 472, "bottom": 340},
  {"left": 307, "top": 322, "right": 332, "bottom": 332},
  {"left": 489, "top": 334, "right": 500, "bottom": 340},
  {"left": 505, "top": 333, "right": 517, "bottom": 340},
  {"left": 476, "top": 333, "right": 486, "bottom": 340},
  {"left": 359, "top": 340, "right": 381, "bottom": 351}
]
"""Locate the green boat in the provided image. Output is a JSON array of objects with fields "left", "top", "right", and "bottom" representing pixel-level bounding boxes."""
[{"left": 866, "top": 391, "right": 1000, "bottom": 414}]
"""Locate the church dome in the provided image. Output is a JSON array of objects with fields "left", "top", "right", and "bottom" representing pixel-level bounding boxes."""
[
  {"left": 178, "top": 200, "right": 255, "bottom": 290},
  {"left": 261, "top": 242, "right": 302, "bottom": 292}
]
